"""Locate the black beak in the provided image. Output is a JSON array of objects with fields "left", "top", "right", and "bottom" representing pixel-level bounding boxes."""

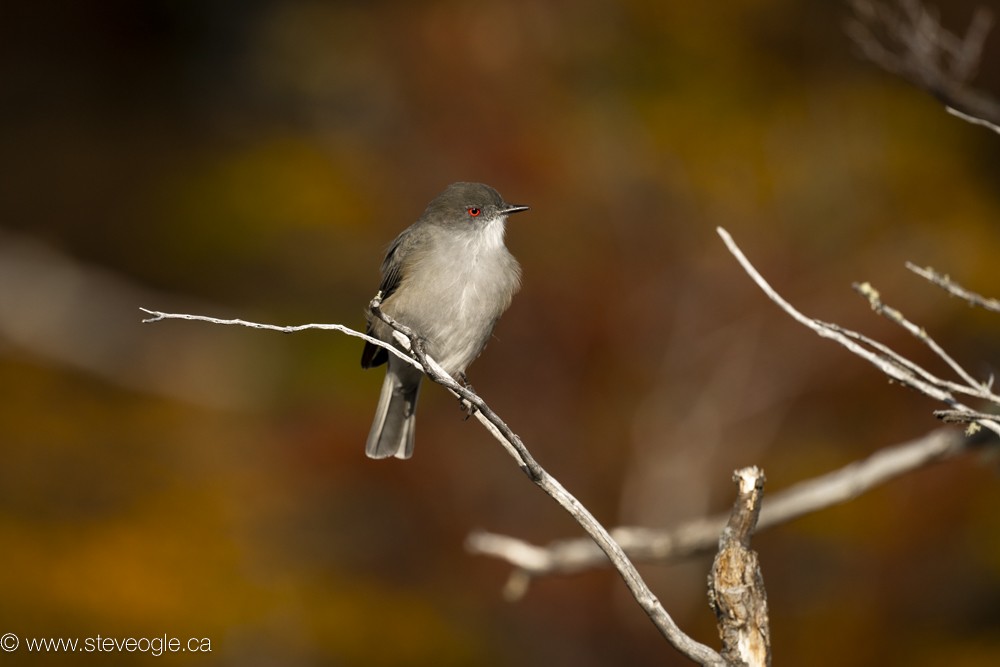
[{"left": 501, "top": 204, "right": 530, "bottom": 216}]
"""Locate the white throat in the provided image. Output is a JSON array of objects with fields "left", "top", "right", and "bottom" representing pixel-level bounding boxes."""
[{"left": 471, "top": 215, "right": 508, "bottom": 254}]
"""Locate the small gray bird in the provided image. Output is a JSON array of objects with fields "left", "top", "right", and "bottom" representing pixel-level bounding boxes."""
[{"left": 361, "top": 182, "right": 528, "bottom": 459}]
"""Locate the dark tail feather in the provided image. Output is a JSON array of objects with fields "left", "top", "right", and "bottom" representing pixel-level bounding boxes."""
[{"left": 366, "top": 366, "right": 421, "bottom": 459}]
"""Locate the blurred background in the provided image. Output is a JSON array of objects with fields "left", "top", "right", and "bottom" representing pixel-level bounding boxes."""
[{"left": 2, "top": 0, "right": 1000, "bottom": 664}]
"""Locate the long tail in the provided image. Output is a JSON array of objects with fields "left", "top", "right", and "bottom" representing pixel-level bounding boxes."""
[{"left": 365, "top": 363, "right": 422, "bottom": 459}]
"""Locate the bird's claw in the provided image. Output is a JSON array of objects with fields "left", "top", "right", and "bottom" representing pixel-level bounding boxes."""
[{"left": 455, "top": 373, "right": 478, "bottom": 419}]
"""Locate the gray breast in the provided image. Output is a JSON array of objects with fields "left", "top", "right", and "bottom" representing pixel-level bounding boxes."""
[{"left": 386, "top": 228, "right": 521, "bottom": 375}]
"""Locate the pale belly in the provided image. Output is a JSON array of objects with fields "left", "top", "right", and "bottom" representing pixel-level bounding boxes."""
[{"left": 382, "top": 250, "right": 519, "bottom": 375}]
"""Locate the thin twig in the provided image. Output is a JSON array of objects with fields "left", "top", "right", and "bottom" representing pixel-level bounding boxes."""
[
  {"left": 139, "top": 307, "right": 422, "bottom": 369},
  {"left": 715, "top": 228, "right": 1000, "bottom": 437},
  {"left": 821, "top": 320, "right": 995, "bottom": 403},
  {"left": 946, "top": 106, "right": 1000, "bottom": 135},
  {"left": 935, "top": 408, "right": 1000, "bottom": 433},
  {"left": 852, "top": 281, "right": 987, "bottom": 391},
  {"left": 905, "top": 263, "right": 1000, "bottom": 312}
]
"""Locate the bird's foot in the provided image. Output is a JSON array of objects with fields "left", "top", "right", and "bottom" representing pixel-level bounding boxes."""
[{"left": 455, "top": 373, "right": 478, "bottom": 419}]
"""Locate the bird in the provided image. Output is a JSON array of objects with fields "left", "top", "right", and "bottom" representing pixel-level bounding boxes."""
[{"left": 360, "top": 182, "right": 528, "bottom": 459}]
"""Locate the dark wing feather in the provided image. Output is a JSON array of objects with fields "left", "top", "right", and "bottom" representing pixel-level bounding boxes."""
[
  {"left": 360, "top": 341, "right": 386, "bottom": 368},
  {"left": 377, "top": 230, "right": 410, "bottom": 299},
  {"left": 361, "top": 231, "right": 411, "bottom": 369}
]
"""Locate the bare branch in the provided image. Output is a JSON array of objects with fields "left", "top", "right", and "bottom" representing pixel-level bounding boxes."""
[
  {"left": 139, "top": 307, "right": 423, "bottom": 370},
  {"left": 819, "top": 319, "right": 992, "bottom": 403},
  {"left": 467, "top": 427, "right": 970, "bottom": 579},
  {"left": 709, "top": 467, "right": 771, "bottom": 667},
  {"left": 143, "top": 303, "right": 725, "bottom": 665},
  {"left": 716, "top": 227, "right": 1000, "bottom": 437}
]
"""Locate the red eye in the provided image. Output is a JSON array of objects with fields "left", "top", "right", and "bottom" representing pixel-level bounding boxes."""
[{"left": 467, "top": 207, "right": 481, "bottom": 217}]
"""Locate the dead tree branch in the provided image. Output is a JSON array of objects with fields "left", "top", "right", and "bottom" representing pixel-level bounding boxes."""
[
  {"left": 851, "top": 281, "right": 996, "bottom": 398},
  {"left": 709, "top": 467, "right": 771, "bottom": 667},
  {"left": 846, "top": 0, "right": 1000, "bottom": 127},
  {"left": 142, "top": 302, "right": 725, "bottom": 666},
  {"left": 466, "top": 427, "right": 970, "bottom": 581}
]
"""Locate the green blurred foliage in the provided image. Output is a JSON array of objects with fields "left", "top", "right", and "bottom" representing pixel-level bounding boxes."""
[{"left": 1, "top": 0, "right": 1000, "bottom": 665}]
